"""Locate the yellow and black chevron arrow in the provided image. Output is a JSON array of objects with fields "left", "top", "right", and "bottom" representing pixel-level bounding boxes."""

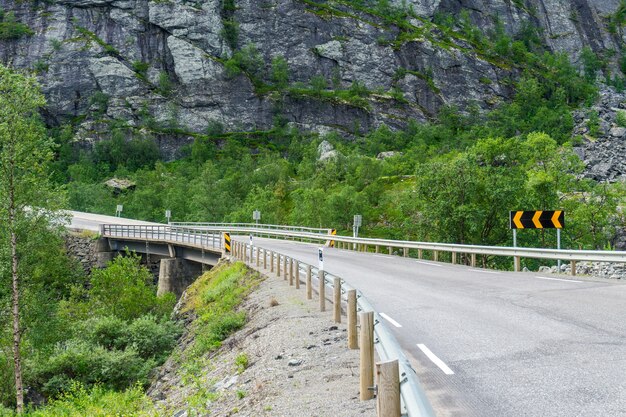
[
  {"left": 224, "top": 232, "right": 231, "bottom": 253},
  {"left": 510, "top": 210, "right": 564, "bottom": 229},
  {"left": 329, "top": 229, "right": 337, "bottom": 248}
]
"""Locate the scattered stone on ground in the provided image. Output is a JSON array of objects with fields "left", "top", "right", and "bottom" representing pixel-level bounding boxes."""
[{"left": 148, "top": 262, "right": 376, "bottom": 417}]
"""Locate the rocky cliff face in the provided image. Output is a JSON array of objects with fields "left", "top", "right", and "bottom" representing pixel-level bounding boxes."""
[{"left": 0, "top": 0, "right": 623, "bottom": 158}]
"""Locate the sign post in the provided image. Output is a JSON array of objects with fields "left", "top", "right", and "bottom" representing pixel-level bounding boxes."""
[
  {"left": 510, "top": 210, "right": 564, "bottom": 272},
  {"left": 353, "top": 214, "right": 362, "bottom": 250},
  {"left": 253, "top": 210, "right": 261, "bottom": 225},
  {"left": 165, "top": 209, "right": 171, "bottom": 224},
  {"left": 115, "top": 205, "right": 123, "bottom": 217}
]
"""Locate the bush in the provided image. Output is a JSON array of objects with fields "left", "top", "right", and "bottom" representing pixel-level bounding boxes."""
[
  {"left": 123, "top": 315, "right": 182, "bottom": 362},
  {"left": 31, "top": 341, "right": 154, "bottom": 398},
  {"left": 0, "top": 11, "right": 34, "bottom": 40}
]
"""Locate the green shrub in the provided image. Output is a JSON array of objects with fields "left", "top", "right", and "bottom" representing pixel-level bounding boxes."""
[
  {"left": 123, "top": 315, "right": 182, "bottom": 362},
  {"left": 617, "top": 110, "right": 626, "bottom": 127},
  {"left": 157, "top": 71, "right": 173, "bottom": 96},
  {"left": 0, "top": 10, "right": 34, "bottom": 40},
  {"left": 234, "top": 353, "right": 249, "bottom": 373}
]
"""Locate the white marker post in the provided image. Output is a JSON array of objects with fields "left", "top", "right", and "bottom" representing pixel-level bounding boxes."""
[
  {"left": 115, "top": 204, "right": 123, "bottom": 217},
  {"left": 165, "top": 209, "right": 171, "bottom": 224},
  {"left": 318, "top": 247, "right": 324, "bottom": 271}
]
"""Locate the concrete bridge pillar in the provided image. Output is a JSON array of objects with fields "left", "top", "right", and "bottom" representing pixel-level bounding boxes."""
[
  {"left": 95, "top": 237, "right": 116, "bottom": 268},
  {"left": 157, "top": 258, "right": 202, "bottom": 299}
]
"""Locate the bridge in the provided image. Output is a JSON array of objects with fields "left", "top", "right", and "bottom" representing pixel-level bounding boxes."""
[{"left": 69, "top": 211, "right": 626, "bottom": 417}]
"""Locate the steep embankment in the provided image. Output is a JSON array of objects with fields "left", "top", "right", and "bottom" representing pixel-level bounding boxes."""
[
  {"left": 0, "top": 0, "right": 623, "bottom": 156},
  {"left": 149, "top": 260, "right": 374, "bottom": 417}
]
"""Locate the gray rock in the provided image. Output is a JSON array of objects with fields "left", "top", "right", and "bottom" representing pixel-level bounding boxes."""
[
  {"left": 376, "top": 151, "right": 401, "bottom": 160},
  {"left": 609, "top": 127, "right": 626, "bottom": 137},
  {"left": 288, "top": 359, "right": 303, "bottom": 367},
  {"left": 318, "top": 140, "right": 339, "bottom": 162}
]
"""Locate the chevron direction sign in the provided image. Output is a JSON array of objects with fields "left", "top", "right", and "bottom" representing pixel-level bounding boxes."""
[{"left": 510, "top": 210, "right": 564, "bottom": 229}]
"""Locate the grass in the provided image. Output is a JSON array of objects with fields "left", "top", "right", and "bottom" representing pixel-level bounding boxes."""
[{"left": 182, "top": 262, "right": 263, "bottom": 358}]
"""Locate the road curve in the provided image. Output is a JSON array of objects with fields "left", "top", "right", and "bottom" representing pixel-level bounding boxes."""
[{"left": 239, "top": 237, "right": 626, "bottom": 417}]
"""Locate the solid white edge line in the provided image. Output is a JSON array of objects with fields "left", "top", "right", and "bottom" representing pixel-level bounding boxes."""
[
  {"left": 373, "top": 254, "right": 395, "bottom": 259},
  {"left": 468, "top": 269, "right": 501, "bottom": 275},
  {"left": 417, "top": 344, "right": 454, "bottom": 375},
  {"left": 380, "top": 312, "right": 403, "bottom": 328},
  {"left": 415, "top": 260, "right": 442, "bottom": 267},
  {"left": 535, "top": 276, "right": 583, "bottom": 283}
]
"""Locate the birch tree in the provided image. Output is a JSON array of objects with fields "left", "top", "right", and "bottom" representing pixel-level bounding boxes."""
[{"left": 0, "top": 63, "right": 60, "bottom": 413}]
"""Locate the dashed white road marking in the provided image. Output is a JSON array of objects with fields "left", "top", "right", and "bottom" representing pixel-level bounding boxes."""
[
  {"left": 374, "top": 254, "right": 395, "bottom": 259},
  {"left": 417, "top": 344, "right": 455, "bottom": 375},
  {"left": 380, "top": 312, "right": 402, "bottom": 328},
  {"left": 535, "top": 276, "right": 583, "bottom": 283},
  {"left": 415, "top": 260, "right": 442, "bottom": 267}
]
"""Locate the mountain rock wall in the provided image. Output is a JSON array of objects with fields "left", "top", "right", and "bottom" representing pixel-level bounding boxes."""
[{"left": 0, "top": 0, "right": 623, "bottom": 156}]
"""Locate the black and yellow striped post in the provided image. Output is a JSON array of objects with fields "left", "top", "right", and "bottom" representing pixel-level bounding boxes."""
[
  {"left": 328, "top": 229, "right": 337, "bottom": 248},
  {"left": 223, "top": 232, "right": 231, "bottom": 255}
]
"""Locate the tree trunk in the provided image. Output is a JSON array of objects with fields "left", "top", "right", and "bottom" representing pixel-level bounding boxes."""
[{"left": 9, "top": 169, "right": 24, "bottom": 413}]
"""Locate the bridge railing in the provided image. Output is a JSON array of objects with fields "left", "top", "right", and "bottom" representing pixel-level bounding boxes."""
[{"left": 101, "top": 224, "right": 223, "bottom": 250}]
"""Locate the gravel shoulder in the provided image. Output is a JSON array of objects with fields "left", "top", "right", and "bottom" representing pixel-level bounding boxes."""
[{"left": 149, "top": 261, "right": 376, "bottom": 417}]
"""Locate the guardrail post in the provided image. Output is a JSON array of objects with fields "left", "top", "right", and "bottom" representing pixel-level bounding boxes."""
[
  {"left": 348, "top": 290, "right": 358, "bottom": 349},
  {"left": 289, "top": 258, "right": 294, "bottom": 286},
  {"left": 360, "top": 311, "right": 374, "bottom": 401},
  {"left": 376, "top": 360, "right": 401, "bottom": 417},
  {"left": 270, "top": 251, "right": 274, "bottom": 273},
  {"left": 514, "top": 256, "right": 521, "bottom": 272},
  {"left": 295, "top": 261, "right": 300, "bottom": 289},
  {"left": 388, "top": 246, "right": 392, "bottom": 255},
  {"left": 375, "top": 245, "right": 380, "bottom": 254},
  {"left": 418, "top": 249, "right": 423, "bottom": 259},
  {"left": 403, "top": 248, "right": 408, "bottom": 257},
  {"left": 283, "top": 256, "right": 288, "bottom": 280},
  {"left": 319, "top": 270, "right": 326, "bottom": 312},
  {"left": 571, "top": 261, "right": 577, "bottom": 276},
  {"left": 256, "top": 246, "right": 260, "bottom": 265},
  {"left": 306, "top": 265, "right": 312, "bottom": 300},
  {"left": 249, "top": 244, "right": 253, "bottom": 264},
  {"left": 452, "top": 252, "right": 457, "bottom": 264},
  {"left": 276, "top": 254, "right": 281, "bottom": 277},
  {"left": 263, "top": 249, "right": 267, "bottom": 269},
  {"left": 471, "top": 253, "right": 476, "bottom": 267},
  {"left": 433, "top": 251, "right": 438, "bottom": 262},
  {"left": 334, "top": 277, "right": 342, "bottom": 323}
]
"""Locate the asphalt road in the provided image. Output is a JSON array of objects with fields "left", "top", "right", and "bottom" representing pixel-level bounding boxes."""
[
  {"left": 238, "top": 237, "right": 626, "bottom": 417},
  {"left": 67, "top": 210, "right": 161, "bottom": 231}
]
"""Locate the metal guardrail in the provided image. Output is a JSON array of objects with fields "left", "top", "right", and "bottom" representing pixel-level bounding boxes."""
[
  {"left": 234, "top": 241, "right": 436, "bottom": 417},
  {"left": 168, "top": 225, "right": 626, "bottom": 265},
  {"left": 169, "top": 222, "right": 331, "bottom": 234},
  {"left": 100, "top": 224, "right": 436, "bottom": 416}
]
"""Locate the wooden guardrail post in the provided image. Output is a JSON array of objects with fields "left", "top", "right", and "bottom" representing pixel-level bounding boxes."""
[
  {"left": 319, "top": 270, "right": 326, "bottom": 312},
  {"left": 571, "top": 261, "right": 577, "bottom": 276},
  {"left": 360, "top": 311, "right": 374, "bottom": 401},
  {"left": 375, "top": 245, "right": 380, "bottom": 253},
  {"left": 347, "top": 290, "right": 358, "bottom": 349},
  {"left": 276, "top": 254, "right": 281, "bottom": 277},
  {"left": 403, "top": 248, "right": 408, "bottom": 257},
  {"left": 433, "top": 251, "right": 438, "bottom": 262},
  {"left": 270, "top": 251, "right": 274, "bottom": 272},
  {"left": 249, "top": 244, "right": 253, "bottom": 264},
  {"left": 283, "top": 256, "right": 288, "bottom": 280},
  {"left": 514, "top": 256, "right": 521, "bottom": 272},
  {"left": 256, "top": 246, "right": 260, "bottom": 265},
  {"left": 418, "top": 249, "right": 423, "bottom": 259},
  {"left": 289, "top": 258, "right": 294, "bottom": 286},
  {"left": 263, "top": 249, "right": 267, "bottom": 269},
  {"left": 376, "top": 360, "right": 401, "bottom": 417},
  {"left": 471, "top": 253, "right": 476, "bottom": 267},
  {"left": 388, "top": 246, "right": 392, "bottom": 255},
  {"left": 306, "top": 265, "right": 312, "bottom": 299},
  {"left": 295, "top": 261, "right": 300, "bottom": 289},
  {"left": 452, "top": 252, "right": 457, "bottom": 264},
  {"left": 333, "top": 277, "right": 342, "bottom": 323}
]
